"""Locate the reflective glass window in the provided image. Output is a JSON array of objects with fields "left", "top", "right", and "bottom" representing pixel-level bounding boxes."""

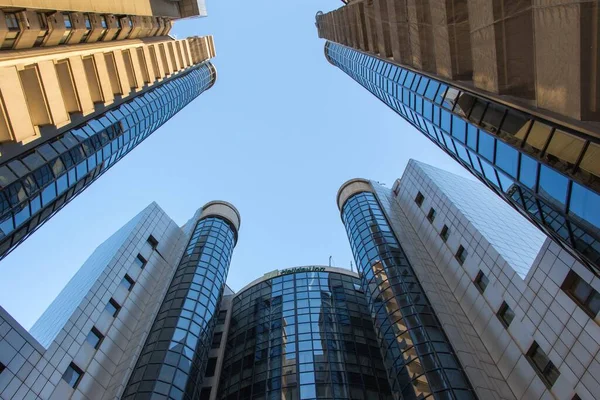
[
  {"left": 519, "top": 155, "right": 538, "bottom": 189},
  {"left": 478, "top": 132, "right": 495, "bottom": 161},
  {"left": 538, "top": 166, "right": 568, "bottom": 207},
  {"left": 62, "top": 363, "right": 83, "bottom": 388},
  {"left": 569, "top": 183, "right": 600, "bottom": 230}
]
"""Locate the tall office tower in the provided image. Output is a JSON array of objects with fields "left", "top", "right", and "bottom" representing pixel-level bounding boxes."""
[
  {"left": 315, "top": 1, "right": 600, "bottom": 275},
  {"left": 337, "top": 160, "right": 600, "bottom": 400},
  {"left": 0, "top": 30, "right": 216, "bottom": 260},
  {"left": 0, "top": 200, "right": 240, "bottom": 400}
]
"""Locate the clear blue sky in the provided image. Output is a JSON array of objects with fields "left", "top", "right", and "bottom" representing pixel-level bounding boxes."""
[{"left": 0, "top": 0, "right": 474, "bottom": 330}]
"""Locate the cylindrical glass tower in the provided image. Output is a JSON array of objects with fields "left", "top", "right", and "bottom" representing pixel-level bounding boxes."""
[
  {"left": 337, "top": 179, "right": 477, "bottom": 400},
  {"left": 217, "top": 267, "right": 393, "bottom": 400},
  {"left": 123, "top": 201, "right": 240, "bottom": 400}
]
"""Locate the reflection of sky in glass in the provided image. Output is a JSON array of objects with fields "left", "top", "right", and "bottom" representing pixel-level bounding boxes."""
[
  {"left": 30, "top": 207, "right": 145, "bottom": 347},
  {"left": 412, "top": 161, "right": 547, "bottom": 278}
]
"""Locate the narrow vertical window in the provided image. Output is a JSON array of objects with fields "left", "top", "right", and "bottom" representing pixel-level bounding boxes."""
[
  {"left": 427, "top": 208, "right": 436, "bottom": 223},
  {"left": 414, "top": 192, "right": 424, "bottom": 207},
  {"left": 120, "top": 274, "right": 135, "bottom": 291},
  {"left": 474, "top": 270, "right": 489, "bottom": 293},
  {"left": 217, "top": 310, "right": 227, "bottom": 325},
  {"left": 62, "top": 363, "right": 83, "bottom": 389},
  {"left": 86, "top": 327, "right": 104, "bottom": 349},
  {"left": 440, "top": 225, "right": 449, "bottom": 242},
  {"left": 147, "top": 235, "right": 158, "bottom": 249},
  {"left": 105, "top": 298, "right": 121, "bottom": 317},
  {"left": 527, "top": 342, "right": 560, "bottom": 388},
  {"left": 0, "top": 362, "right": 5, "bottom": 374},
  {"left": 211, "top": 332, "right": 222, "bottom": 349},
  {"left": 497, "top": 301, "right": 515, "bottom": 328},
  {"left": 199, "top": 388, "right": 212, "bottom": 400},
  {"left": 134, "top": 254, "right": 147, "bottom": 269},
  {"left": 455, "top": 245, "right": 467, "bottom": 265},
  {"left": 205, "top": 358, "right": 217, "bottom": 377}
]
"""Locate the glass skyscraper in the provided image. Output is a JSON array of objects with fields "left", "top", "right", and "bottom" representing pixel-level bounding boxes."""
[
  {"left": 0, "top": 60, "right": 216, "bottom": 261},
  {"left": 315, "top": 3, "right": 600, "bottom": 276},
  {"left": 321, "top": 41, "right": 600, "bottom": 275}
]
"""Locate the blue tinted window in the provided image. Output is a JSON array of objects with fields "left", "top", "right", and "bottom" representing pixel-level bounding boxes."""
[
  {"left": 519, "top": 155, "right": 537, "bottom": 189},
  {"left": 478, "top": 132, "right": 495, "bottom": 161},
  {"left": 538, "top": 166, "right": 568, "bottom": 206},
  {"left": 481, "top": 162, "right": 500, "bottom": 188},
  {"left": 441, "top": 110, "right": 451, "bottom": 132},
  {"left": 495, "top": 141, "right": 518, "bottom": 178},
  {"left": 435, "top": 84, "right": 448, "bottom": 104},
  {"left": 424, "top": 81, "right": 440, "bottom": 100},
  {"left": 451, "top": 116, "right": 466, "bottom": 142},
  {"left": 569, "top": 183, "right": 600, "bottom": 229}
]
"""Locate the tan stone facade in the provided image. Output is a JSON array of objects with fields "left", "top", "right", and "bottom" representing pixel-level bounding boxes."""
[
  {"left": 0, "top": 35, "right": 215, "bottom": 146},
  {"left": 317, "top": 0, "right": 600, "bottom": 125}
]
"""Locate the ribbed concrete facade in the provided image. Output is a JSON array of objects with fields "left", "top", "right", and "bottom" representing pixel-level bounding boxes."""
[{"left": 316, "top": 0, "right": 600, "bottom": 129}]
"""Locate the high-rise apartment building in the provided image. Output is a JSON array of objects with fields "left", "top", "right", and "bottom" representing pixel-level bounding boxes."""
[
  {"left": 0, "top": 1, "right": 217, "bottom": 260},
  {"left": 315, "top": 1, "right": 600, "bottom": 275},
  {"left": 1, "top": 161, "right": 598, "bottom": 400}
]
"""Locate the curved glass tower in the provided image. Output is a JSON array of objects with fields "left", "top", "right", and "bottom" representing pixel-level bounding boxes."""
[
  {"left": 217, "top": 267, "right": 393, "bottom": 400},
  {"left": 122, "top": 201, "right": 240, "bottom": 400},
  {"left": 0, "top": 61, "right": 216, "bottom": 261},
  {"left": 337, "top": 179, "right": 477, "bottom": 400},
  {"left": 323, "top": 40, "right": 600, "bottom": 276}
]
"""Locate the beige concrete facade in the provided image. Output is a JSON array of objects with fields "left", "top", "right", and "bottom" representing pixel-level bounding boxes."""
[
  {"left": 0, "top": 34, "right": 215, "bottom": 146},
  {"left": 317, "top": 0, "right": 600, "bottom": 126}
]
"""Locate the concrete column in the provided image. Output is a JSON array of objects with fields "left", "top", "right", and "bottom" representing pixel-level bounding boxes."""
[
  {"left": 387, "top": 0, "right": 412, "bottom": 64},
  {"left": 363, "top": 0, "right": 379, "bottom": 53},
  {"left": 406, "top": 0, "right": 436, "bottom": 72},
  {"left": 373, "top": 0, "right": 393, "bottom": 57}
]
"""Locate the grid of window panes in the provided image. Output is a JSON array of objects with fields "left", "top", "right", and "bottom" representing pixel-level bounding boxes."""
[
  {"left": 217, "top": 271, "right": 392, "bottom": 400},
  {"left": 325, "top": 41, "right": 600, "bottom": 274},
  {"left": 0, "top": 62, "right": 216, "bottom": 261},
  {"left": 123, "top": 215, "right": 236, "bottom": 400},
  {"left": 341, "top": 191, "right": 476, "bottom": 399}
]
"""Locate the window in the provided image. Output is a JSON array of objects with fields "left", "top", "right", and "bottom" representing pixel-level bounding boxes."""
[
  {"left": 199, "top": 388, "right": 212, "bottom": 400},
  {"left": 527, "top": 342, "right": 560, "bottom": 388},
  {"left": 63, "top": 13, "right": 72, "bottom": 29},
  {"left": 474, "top": 271, "right": 489, "bottom": 293},
  {"left": 86, "top": 327, "right": 104, "bottom": 349},
  {"left": 414, "top": 192, "right": 424, "bottom": 207},
  {"left": 205, "top": 358, "right": 217, "bottom": 377},
  {"left": 440, "top": 225, "right": 449, "bottom": 242},
  {"left": 105, "top": 298, "right": 121, "bottom": 317},
  {"left": 134, "top": 254, "right": 147, "bottom": 269},
  {"left": 147, "top": 235, "right": 158, "bottom": 249},
  {"left": 0, "top": 362, "right": 5, "bottom": 374},
  {"left": 120, "top": 274, "right": 135, "bottom": 291},
  {"left": 427, "top": 208, "right": 436, "bottom": 223},
  {"left": 62, "top": 363, "right": 83, "bottom": 389},
  {"left": 211, "top": 332, "right": 222, "bottom": 348},
  {"left": 497, "top": 301, "right": 515, "bottom": 328},
  {"left": 217, "top": 310, "right": 227, "bottom": 325},
  {"left": 572, "top": 395, "right": 581, "bottom": 400},
  {"left": 561, "top": 271, "right": 600, "bottom": 318},
  {"left": 455, "top": 245, "right": 467, "bottom": 265},
  {"left": 5, "top": 13, "right": 18, "bottom": 30}
]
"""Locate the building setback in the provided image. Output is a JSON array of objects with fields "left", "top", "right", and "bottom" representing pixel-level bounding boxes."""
[
  {"left": 315, "top": 0, "right": 600, "bottom": 276},
  {"left": 0, "top": 1, "right": 218, "bottom": 260},
  {"left": 0, "top": 161, "right": 598, "bottom": 399}
]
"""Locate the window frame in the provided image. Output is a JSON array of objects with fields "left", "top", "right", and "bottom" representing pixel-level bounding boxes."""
[
  {"left": 211, "top": 332, "right": 223, "bottom": 349},
  {"left": 106, "top": 298, "right": 121, "bottom": 317},
  {"left": 526, "top": 342, "right": 560, "bottom": 388},
  {"left": 414, "top": 192, "right": 424, "bottom": 207},
  {"left": 440, "top": 225, "right": 449, "bottom": 242},
  {"left": 86, "top": 327, "right": 104, "bottom": 349},
  {"left": 121, "top": 274, "right": 135, "bottom": 291},
  {"left": 205, "top": 357, "right": 217, "bottom": 377},
  {"left": 497, "top": 301, "right": 515, "bottom": 328},
  {"left": 455, "top": 245, "right": 467, "bottom": 265},
  {"left": 427, "top": 207, "right": 436, "bottom": 223},
  {"left": 147, "top": 234, "right": 158, "bottom": 249},
  {"left": 62, "top": 362, "right": 84, "bottom": 389},
  {"left": 561, "top": 271, "right": 600, "bottom": 318},
  {"left": 134, "top": 253, "right": 147, "bottom": 269},
  {"left": 474, "top": 270, "right": 489, "bottom": 293}
]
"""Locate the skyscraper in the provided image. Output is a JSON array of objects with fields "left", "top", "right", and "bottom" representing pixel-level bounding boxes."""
[
  {"left": 315, "top": 1, "right": 600, "bottom": 274},
  {"left": 0, "top": 162, "right": 598, "bottom": 399},
  {"left": 0, "top": 1, "right": 217, "bottom": 260}
]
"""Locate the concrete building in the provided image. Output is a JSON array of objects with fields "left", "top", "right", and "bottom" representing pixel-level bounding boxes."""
[
  {"left": 338, "top": 160, "right": 600, "bottom": 399},
  {"left": 315, "top": 0, "right": 600, "bottom": 275},
  {"left": 1, "top": 161, "right": 598, "bottom": 399}
]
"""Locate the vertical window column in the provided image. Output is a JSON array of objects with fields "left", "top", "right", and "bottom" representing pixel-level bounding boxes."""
[{"left": 339, "top": 186, "right": 477, "bottom": 399}]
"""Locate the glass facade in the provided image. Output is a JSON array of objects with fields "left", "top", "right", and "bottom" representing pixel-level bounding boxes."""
[
  {"left": 0, "top": 62, "right": 216, "bottom": 261},
  {"left": 218, "top": 270, "right": 392, "bottom": 400},
  {"left": 341, "top": 191, "right": 476, "bottom": 399},
  {"left": 325, "top": 41, "right": 600, "bottom": 274},
  {"left": 123, "top": 215, "right": 236, "bottom": 400}
]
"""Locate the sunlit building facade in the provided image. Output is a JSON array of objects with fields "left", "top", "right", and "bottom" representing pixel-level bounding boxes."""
[
  {"left": 337, "top": 160, "right": 600, "bottom": 400},
  {"left": 316, "top": 1, "right": 600, "bottom": 275}
]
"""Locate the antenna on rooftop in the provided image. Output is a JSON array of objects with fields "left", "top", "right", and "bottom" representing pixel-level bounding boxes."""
[
  {"left": 350, "top": 261, "right": 354, "bottom": 273},
  {"left": 328, "top": 256, "right": 332, "bottom": 267}
]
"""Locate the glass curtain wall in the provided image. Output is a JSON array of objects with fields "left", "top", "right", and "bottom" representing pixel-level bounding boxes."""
[
  {"left": 122, "top": 214, "right": 236, "bottom": 400},
  {"left": 217, "top": 271, "right": 392, "bottom": 400},
  {"left": 325, "top": 41, "right": 600, "bottom": 274},
  {"left": 341, "top": 191, "right": 476, "bottom": 400},
  {"left": 0, "top": 62, "right": 216, "bottom": 261}
]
